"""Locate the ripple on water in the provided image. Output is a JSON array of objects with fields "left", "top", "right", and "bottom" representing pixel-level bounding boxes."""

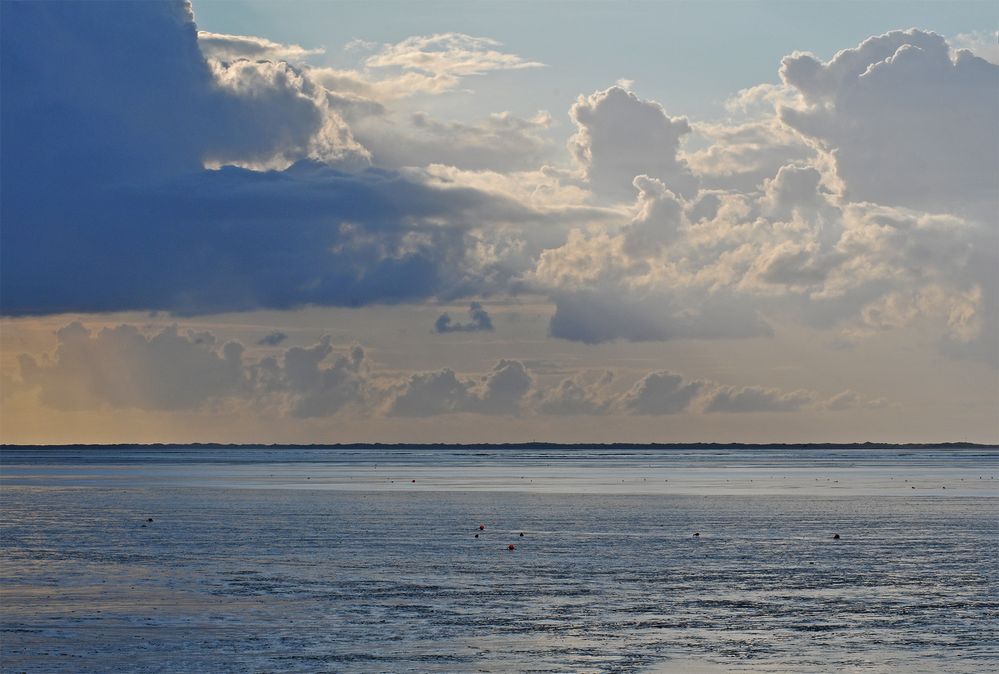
[{"left": 1, "top": 447, "right": 997, "bottom": 673}]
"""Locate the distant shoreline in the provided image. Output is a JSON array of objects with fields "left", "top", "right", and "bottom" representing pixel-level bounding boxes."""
[{"left": 1, "top": 442, "right": 995, "bottom": 450}]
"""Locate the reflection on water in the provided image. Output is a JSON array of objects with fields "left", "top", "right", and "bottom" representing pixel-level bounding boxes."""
[{"left": 1, "top": 447, "right": 997, "bottom": 672}]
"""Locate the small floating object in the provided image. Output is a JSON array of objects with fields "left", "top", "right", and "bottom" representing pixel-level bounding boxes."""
[
  {"left": 507, "top": 544, "right": 516, "bottom": 551},
  {"left": 519, "top": 532, "right": 524, "bottom": 537},
  {"left": 479, "top": 524, "right": 485, "bottom": 531},
  {"left": 411, "top": 479, "right": 416, "bottom": 483},
  {"left": 474, "top": 534, "right": 479, "bottom": 538},
  {"left": 693, "top": 532, "right": 700, "bottom": 537},
  {"left": 146, "top": 518, "right": 153, "bottom": 523},
  {"left": 833, "top": 534, "right": 840, "bottom": 540}
]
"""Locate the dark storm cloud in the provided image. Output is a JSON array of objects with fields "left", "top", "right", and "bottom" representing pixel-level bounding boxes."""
[
  {"left": 0, "top": 1, "right": 531, "bottom": 317},
  {"left": 2, "top": 159, "right": 531, "bottom": 315}
]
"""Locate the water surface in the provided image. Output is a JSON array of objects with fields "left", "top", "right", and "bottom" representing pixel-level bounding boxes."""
[{"left": 2, "top": 446, "right": 997, "bottom": 672}]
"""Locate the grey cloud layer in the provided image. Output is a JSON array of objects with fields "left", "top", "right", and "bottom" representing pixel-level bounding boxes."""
[{"left": 11, "top": 324, "right": 878, "bottom": 418}]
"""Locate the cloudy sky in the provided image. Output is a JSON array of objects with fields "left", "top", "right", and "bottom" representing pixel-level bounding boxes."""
[{"left": 1, "top": 0, "right": 997, "bottom": 444}]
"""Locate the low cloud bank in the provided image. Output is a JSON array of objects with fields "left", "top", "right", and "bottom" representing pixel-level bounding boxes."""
[{"left": 9, "top": 323, "right": 884, "bottom": 419}]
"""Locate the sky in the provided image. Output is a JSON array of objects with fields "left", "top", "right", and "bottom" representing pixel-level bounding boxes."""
[{"left": 1, "top": 0, "right": 997, "bottom": 444}]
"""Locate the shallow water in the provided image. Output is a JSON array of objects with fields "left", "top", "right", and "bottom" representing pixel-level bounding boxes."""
[{"left": 1, "top": 447, "right": 997, "bottom": 672}]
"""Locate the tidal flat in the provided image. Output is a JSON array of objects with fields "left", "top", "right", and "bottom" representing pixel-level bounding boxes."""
[{"left": 1, "top": 446, "right": 997, "bottom": 672}]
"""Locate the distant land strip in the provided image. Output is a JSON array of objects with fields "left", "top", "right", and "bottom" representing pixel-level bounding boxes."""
[{"left": 1, "top": 442, "right": 995, "bottom": 450}]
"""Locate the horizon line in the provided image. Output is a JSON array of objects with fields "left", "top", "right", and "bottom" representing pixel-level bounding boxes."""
[{"left": 1, "top": 442, "right": 995, "bottom": 450}]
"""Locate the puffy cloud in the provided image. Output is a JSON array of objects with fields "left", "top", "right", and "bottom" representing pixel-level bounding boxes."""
[
  {"left": 4, "top": 1, "right": 369, "bottom": 180},
  {"left": 197, "top": 31, "right": 324, "bottom": 63},
  {"left": 747, "top": 240, "right": 835, "bottom": 288},
  {"left": 615, "top": 373, "right": 881, "bottom": 417},
  {"left": 532, "top": 371, "right": 615, "bottom": 416},
  {"left": 758, "top": 164, "right": 830, "bottom": 221},
  {"left": 626, "top": 30, "right": 997, "bottom": 363},
  {"left": 826, "top": 203, "right": 997, "bottom": 360},
  {"left": 385, "top": 369, "right": 471, "bottom": 416},
  {"left": 539, "top": 230, "right": 774, "bottom": 346},
  {"left": 256, "top": 331, "right": 289, "bottom": 346},
  {"left": 203, "top": 58, "right": 369, "bottom": 170},
  {"left": 435, "top": 302, "right": 494, "bottom": 333},
  {"left": 387, "top": 359, "right": 532, "bottom": 416},
  {"left": 701, "top": 385, "right": 814, "bottom": 413},
  {"left": 475, "top": 360, "right": 534, "bottom": 414},
  {"left": 531, "top": 148, "right": 994, "bottom": 363},
  {"left": 620, "top": 176, "right": 685, "bottom": 256},
  {"left": 620, "top": 372, "right": 704, "bottom": 415},
  {"left": 570, "top": 86, "right": 698, "bottom": 201},
  {"left": 274, "top": 339, "right": 368, "bottom": 418},
  {"left": 778, "top": 29, "right": 999, "bottom": 214}
]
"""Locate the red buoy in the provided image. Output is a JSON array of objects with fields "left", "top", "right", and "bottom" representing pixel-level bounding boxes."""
[
  {"left": 479, "top": 524, "right": 485, "bottom": 531},
  {"left": 507, "top": 544, "right": 516, "bottom": 551}
]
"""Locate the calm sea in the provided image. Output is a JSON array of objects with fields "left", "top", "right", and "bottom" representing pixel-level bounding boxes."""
[{"left": 2, "top": 446, "right": 997, "bottom": 672}]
